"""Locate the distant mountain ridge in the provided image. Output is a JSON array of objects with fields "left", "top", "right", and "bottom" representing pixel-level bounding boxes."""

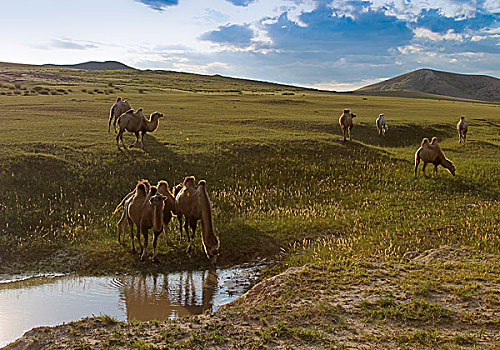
[
  {"left": 45, "top": 61, "right": 134, "bottom": 70},
  {"left": 357, "top": 69, "right": 500, "bottom": 102}
]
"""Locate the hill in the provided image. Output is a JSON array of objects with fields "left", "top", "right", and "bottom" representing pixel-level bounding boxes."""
[
  {"left": 45, "top": 61, "right": 134, "bottom": 70},
  {"left": 357, "top": 68, "right": 500, "bottom": 102}
]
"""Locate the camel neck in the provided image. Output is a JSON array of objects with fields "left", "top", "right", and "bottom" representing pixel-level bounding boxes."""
[{"left": 152, "top": 205, "right": 163, "bottom": 232}]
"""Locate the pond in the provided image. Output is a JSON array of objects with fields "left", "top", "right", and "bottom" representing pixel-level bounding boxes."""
[{"left": 0, "top": 263, "right": 262, "bottom": 347}]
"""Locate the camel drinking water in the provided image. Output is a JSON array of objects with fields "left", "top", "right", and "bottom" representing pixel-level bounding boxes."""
[
  {"left": 414, "top": 137, "right": 456, "bottom": 178},
  {"left": 108, "top": 97, "right": 132, "bottom": 133},
  {"left": 457, "top": 116, "right": 468, "bottom": 144},
  {"left": 116, "top": 108, "right": 164, "bottom": 150},
  {"left": 175, "top": 176, "right": 220, "bottom": 264},
  {"left": 339, "top": 109, "right": 356, "bottom": 142}
]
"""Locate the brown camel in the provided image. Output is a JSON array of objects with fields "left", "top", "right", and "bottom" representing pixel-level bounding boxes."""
[
  {"left": 116, "top": 108, "right": 164, "bottom": 150},
  {"left": 414, "top": 137, "right": 456, "bottom": 178},
  {"left": 175, "top": 176, "right": 220, "bottom": 264},
  {"left": 339, "top": 109, "right": 357, "bottom": 141},
  {"left": 108, "top": 97, "right": 132, "bottom": 133},
  {"left": 127, "top": 181, "right": 167, "bottom": 262},
  {"left": 156, "top": 180, "right": 177, "bottom": 245}
]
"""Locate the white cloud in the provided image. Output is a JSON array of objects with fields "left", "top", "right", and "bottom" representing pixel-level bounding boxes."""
[{"left": 414, "top": 28, "right": 463, "bottom": 41}]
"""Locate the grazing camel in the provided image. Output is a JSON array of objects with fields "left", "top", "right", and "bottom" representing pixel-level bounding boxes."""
[
  {"left": 414, "top": 137, "right": 456, "bottom": 178},
  {"left": 116, "top": 108, "right": 164, "bottom": 150},
  {"left": 457, "top": 116, "right": 468, "bottom": 144},
  {"left": 108, "top": 97, "right": 132, "bottom": 133},
  {"left": 175, "top": 176, "right": 220, "bottom": 264},
  {"left": 376, "top": 113, "right": 388, "bottom": 135},
  {"left": 128, "top": 181, "right": 167, "bottom": 262},
  {"left": 339, "top": 109, "right": 357, "bottom": 141}
]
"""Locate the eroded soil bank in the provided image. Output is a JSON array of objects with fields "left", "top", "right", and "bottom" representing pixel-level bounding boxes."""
[{"left": 5, "top": 245, "right": 499, "bottom": 349}]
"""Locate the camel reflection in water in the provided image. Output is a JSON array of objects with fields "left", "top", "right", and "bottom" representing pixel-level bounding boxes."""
[{"left": 118, "top": 269, "right": 218, "bottom": 321}]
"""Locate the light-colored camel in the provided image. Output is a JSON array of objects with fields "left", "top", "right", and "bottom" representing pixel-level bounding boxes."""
[
  {"left": 127, "top": 181, "right": 167, "bottom": 262},
  {"left": 457, "top": 116, "right": 468, "bottom": 144},
  {"left": 414, "top": 137, "right": 456, "bottom": 178},
  {"left": 339, "top": 109, "right": 357, "bottom": 141},
  {"left": 115, "top": 179, "right": 151, "bottom": 253},
  {"left": 116, "top": 109, "right": 164, "bottom": 150},
  {"left": 108, "top": 97, "right": 132, "bottom": 133},
  {"left": 175, "top": 176, "right": 220, "bottom": 264},
  {"left": 376, "top": 113, "right": 388, "bottom": 135}
]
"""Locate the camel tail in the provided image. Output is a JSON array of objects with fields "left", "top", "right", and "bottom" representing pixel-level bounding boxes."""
[
  {"left": 112, "top": 197, "right": 126, "bottom": 215},
  {"left": 421, "top": 138, "right": 429, "bottom": 147}
]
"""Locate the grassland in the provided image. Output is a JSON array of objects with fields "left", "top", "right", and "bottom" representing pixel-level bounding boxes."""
[{"left": 0, "top": 63, "right": 499, "bottom": 348}]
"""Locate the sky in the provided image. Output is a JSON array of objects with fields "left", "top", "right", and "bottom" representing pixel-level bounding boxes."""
[{"left": 0, "top": 0, "right": 499, "bottom": 91}]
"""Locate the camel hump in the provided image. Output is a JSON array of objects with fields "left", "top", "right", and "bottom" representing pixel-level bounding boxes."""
[
  {"left": 157, "top": 180, "right": 169, "bottom": 190},
  {"left": 116, "top": 96, "right": 122, "bottom": 102},
  {"left": 343, "top": 109, "right": 350, "bottom": 114},
  {"left": 150, "top": 186, "right": 158, "bottom": 196},
  {"left": 421, "top": 138, "right": 430, "bottom": 146},
  {"left": 198, "top": 180, "right": 206, "bottom": 187},
  {"left": 183, "top": 176, "right": 196, "bottom": 186},
  {"left": 136, "top": 181, "right": 148, "bottom": 196},
  {"left": 431, "top": 137, "right": 438, "bottom": 145}
]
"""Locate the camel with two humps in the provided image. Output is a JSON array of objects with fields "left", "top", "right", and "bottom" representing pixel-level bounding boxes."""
[
  {"left": 175, "top": 176, "right": 220, "bottom": 264},
  {"left": 414, "top": 137, "right": 456, "bottom": 178},
  {"left": 116, "top": 108, "right": 163, "bottom": 150},
  {"left": 108, "top": 97, "right": 131, "bottom": 133}
]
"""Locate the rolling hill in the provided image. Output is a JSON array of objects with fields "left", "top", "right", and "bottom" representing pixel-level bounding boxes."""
[
  {"left": 357, "top": 68, "right": 500, "bottom": 102},
  {"left": 45, "top": 61, "right": 134, "bottom": 70}
]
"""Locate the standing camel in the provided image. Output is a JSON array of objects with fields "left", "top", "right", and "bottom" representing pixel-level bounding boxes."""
[
  {"left": 116, "top": 109, "right": 164, "bottom": 150},
  {"left": 108, "top": 97, "right": 132, "bottom": 133},
  {"left": 128, "top": 181, "right": 167, "bottom": 262},
  {"left": 376, "top": 113, "right": 388, "bottom": 135},
  {"left": 457, "top": 116, "right": 468, "bottom": 144},
  {"left": 339, "top": 109, "right": 357, "bottom": 141},
  {"left": 414, "top": 137, "right": 456, "bottom": 178},
  {"left": 175, "top": 176, "right": 220, "bottom": 264}
]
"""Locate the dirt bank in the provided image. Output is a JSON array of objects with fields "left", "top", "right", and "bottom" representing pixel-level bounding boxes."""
[{"left": 4, "top": 245, "right": 499, "bottom": 349}]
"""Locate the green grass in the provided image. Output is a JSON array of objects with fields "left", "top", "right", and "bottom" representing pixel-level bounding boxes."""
[{"left": 0, "top": 64, "right": 499, "bottom": 273}]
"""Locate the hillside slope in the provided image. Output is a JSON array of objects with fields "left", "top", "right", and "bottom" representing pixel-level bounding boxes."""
[{"left": 357, "top": 69, "right": 500, "bottom": 102}]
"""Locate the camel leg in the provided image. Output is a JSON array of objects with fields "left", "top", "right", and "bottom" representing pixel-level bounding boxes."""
[
  {"left": 414, "top": 159, "right": 420, "bottom": 178},
  {"left": 422, "top": 162, "right": 429, "bottom": 178},
  {"left": 141, "top": 227, "right": 149, "bottom": 261},
  {"left": 342, "top": 127, "right": 346, "bottom": 142},
  {"left": 129, "top": 132, "right": 139, "bottom": 148},
  {"left": 140, "top": 131, "right": 146, "bottom": 150},
  {"left": 128, "top": 217, "right": 135, "bottom": 253},
  {"left": 116, "top": 131, "right": 121, "bottom": 150},
  {"left": 118, "top": 130, "right": 127, "bottom": 150},
  {"left": 433, "top": 165, "right": 438, "bottom": 177},
  {"left": 108, "top": 115, "right": 113, "bottom": 133},
  {"left": 177, "top": 214, "right": 184, "bottom": 241},
  {"left": 113, "top": 116, "right": 118, "bottom": 134},
  {"left": 136, "top": 225, "right": 143, "bottom": 256},
  {"left": 152, "top": 230, "right": 161, "bottom": 263},
  {"left": 348, "top": 126, "right": 352, "bottom": 141},
  {"left": 163, "top": 212, "right": 172, "bottom": 246},
  {"left": 185, "top": 218, "right": 193, "bottom": 252}
]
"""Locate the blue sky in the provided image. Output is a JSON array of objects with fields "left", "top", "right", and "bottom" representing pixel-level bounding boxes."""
[{"left": 1, "top": 0, "right": 498, "bottom": 90}]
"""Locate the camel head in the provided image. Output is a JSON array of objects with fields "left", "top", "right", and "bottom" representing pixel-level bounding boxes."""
[
  {"left": 461, "top": 116, "right": 465, "bottom": 120},
  {"left": 205, "top": 242, "right": 220, "bottom": 265},
  {"left": 149, "top": 194, "right": 166, "bottom": 206},
  {"left": 351, "top": 113, "right": 357, "bottom": 118},
  {"left": 343, "top": 109, "right": 350, "bottom": 114},
  {"left": 151, "top": 112, "right": 164, "bottom": 120},
  {"left": 448, "top": 161, "right": 456, "bottom": 176}
]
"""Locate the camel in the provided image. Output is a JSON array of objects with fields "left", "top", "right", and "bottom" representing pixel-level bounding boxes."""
[
  {"left": 414, "top": 137, "right": 456, "bottom": 178},
  {"left": 376, "top": 113, "right": 388, "bottom": 135},
  {"left": 115, "top": 180, "right": 176, "bottom": 250},
  {"left": 457, "top": 116, "right": 468, "bottom": 144},
  {"left": 127, "top": 181, "right": 167, "bottom": 262},
  {"left": 339, "top": 109, "right": 356, "bottom": 141},
  {"left": 108, "top": 97, "right": 132, "bottom": 133},
  {"left": 116, "top": 108, "right": 164, "bottom": 150},
  {"left": 115, "top": 179, "right": 151, "bottom": 253},
  {"left": 175, "top": 176, "right": 220, "bottom": 264}
]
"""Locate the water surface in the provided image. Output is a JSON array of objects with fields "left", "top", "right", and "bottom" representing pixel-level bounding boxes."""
[{"left": 0, "top": 264, "right": 261, "bottom": 348}]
